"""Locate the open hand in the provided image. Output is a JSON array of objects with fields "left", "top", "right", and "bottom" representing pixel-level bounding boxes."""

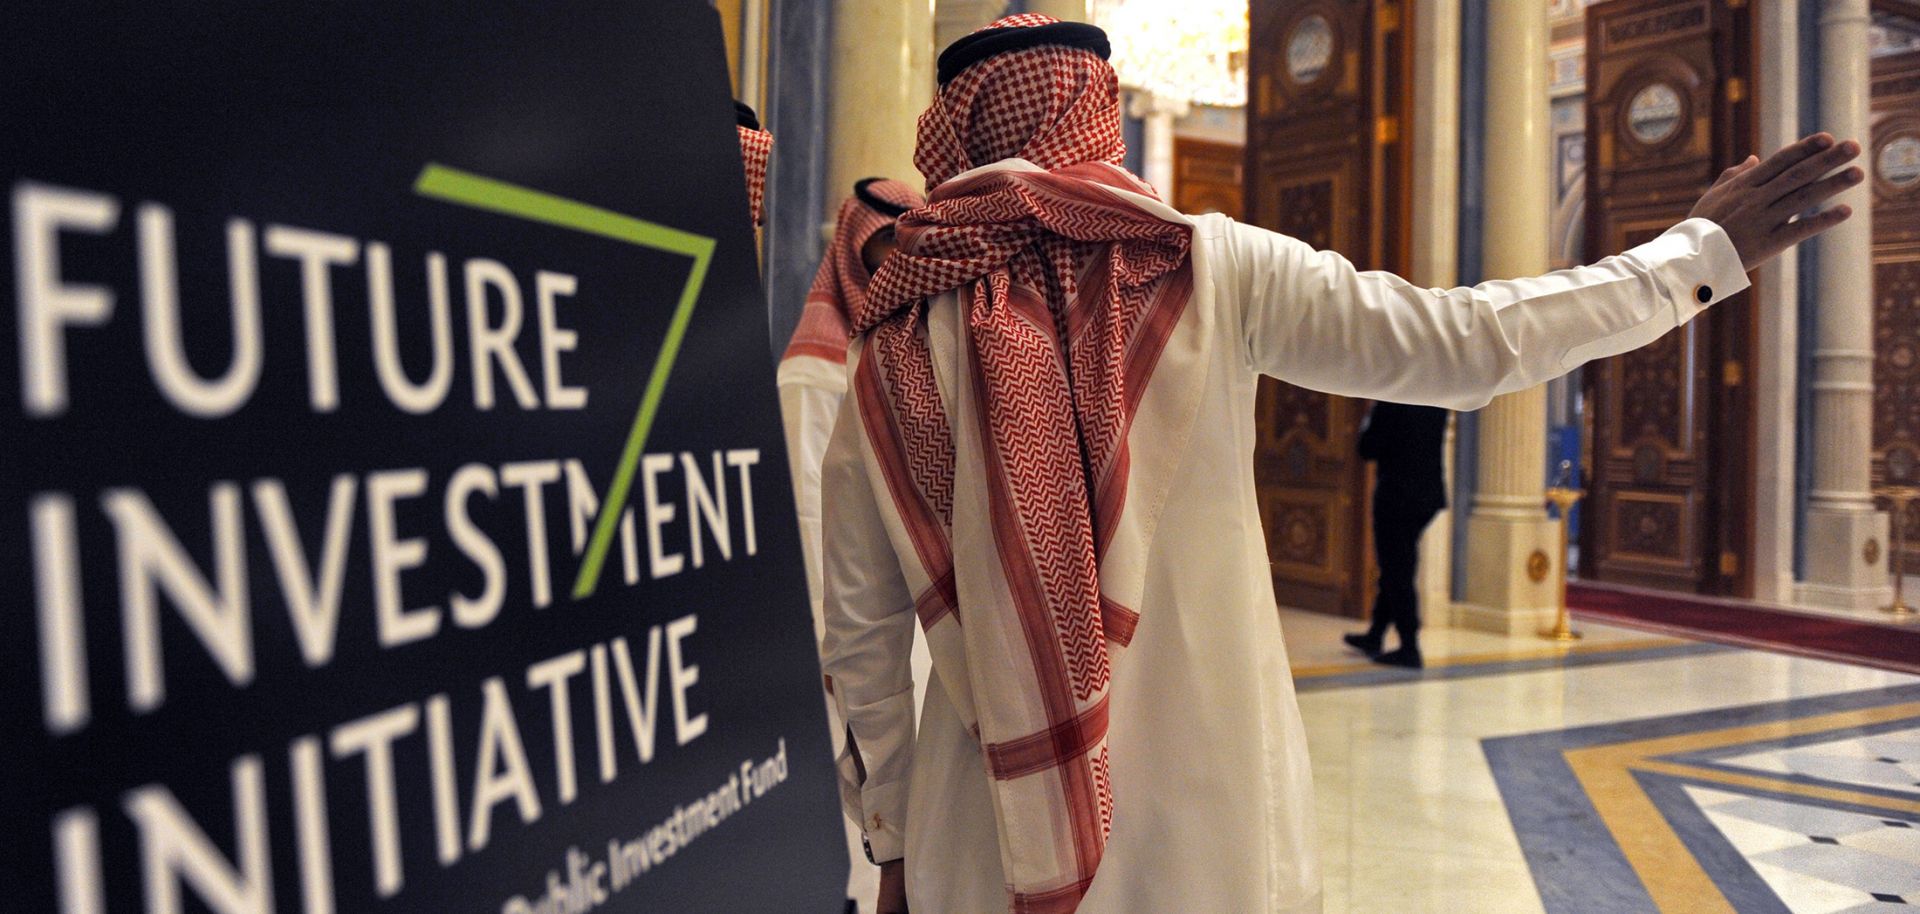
[{"left": 1687, "top": 132, "right": 1863, "bottom": 269}]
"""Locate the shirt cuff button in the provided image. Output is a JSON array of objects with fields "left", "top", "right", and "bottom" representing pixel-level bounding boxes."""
[{"left": 1695, "top": 284, "right": 1713, "bottom": 304}]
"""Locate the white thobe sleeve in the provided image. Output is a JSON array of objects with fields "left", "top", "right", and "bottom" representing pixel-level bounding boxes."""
[
  {"left": 817, "top": 397, "right": 917, "bottom": 864},
  {"left": 776, "top": 378, "right": 845, "bottom": 645},
  {"left": 1221, "top": 216, "right": 1751, "bottom": 409}
]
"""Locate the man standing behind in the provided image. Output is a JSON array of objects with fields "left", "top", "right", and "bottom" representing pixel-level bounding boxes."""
[
  {"left": 1346, "top": 402, "right": 1450, "bottom": 668},
  {"left": 780, "top": 178, "right": 924, "bottom": 644},
  {"left": 778, "top": 178, "right": 926, "bottom": 914},
  {"left": 735, "top": 100, "right": 773, "bottom": 229}
]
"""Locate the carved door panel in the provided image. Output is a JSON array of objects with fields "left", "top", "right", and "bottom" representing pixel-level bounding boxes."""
[
  {"left": 1870, "top": 47, "right": 1920, "bottom": 573},
  {"left": 1173, "top": 137, "right": 1245, "bottom": 219},
  {"left": 1579, "top": 0, "right": 1755, "bottom": 595},
  {"left": 1247, "top": 0, "right": 1412, "bottom": 616}
]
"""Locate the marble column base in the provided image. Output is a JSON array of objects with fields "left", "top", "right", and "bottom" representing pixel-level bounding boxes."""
[
  {"left": 1453, "top": 513, "right": 1560, "bottom": 634},
  {"left": 1447, "top": 601, "right": 1559, "bottom": 637},
  {"left": 1798, "top": 505, "right": 1893, "bottom": 610}
]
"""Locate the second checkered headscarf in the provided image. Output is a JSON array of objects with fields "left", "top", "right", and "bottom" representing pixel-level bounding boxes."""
[
  {"left": 735, "top": 101, "right": 773, "bottom": 226},
  {"left": 782, "top": 179, "right": 924, "bottom": 365},
  {"left": 736, "top": 127, "right": 772, "bottom": 226}
]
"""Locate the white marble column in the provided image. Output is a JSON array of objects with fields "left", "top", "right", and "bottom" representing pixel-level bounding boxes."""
[
  {"left": 936, "top": 0, "right": 1007, "bottom": 51},
  {"left": 935, "top": 0, "right": 1083, "bottom": 51},
  {"left": 1752, "top": 0, "right": 1802, "bottom": 602},
  {"left": 1024, "top": 0, "right": 1091, "bottom": 22},
  {"left": 828, "top": 0, "right": 935, "bottom": 209},
  {"left": 1127, "top": 91, "right": 1187, "bottom": 200},
  {"left": 1412, "top": 0, "right": 1462, "bottom": 617},
  {"left": 737, "top": 0, "right": 770, "bottom": 111},
  {"left": 1458, "top": 0, "right": 1560, "bottom": 634},
  {"left": 1800, "top": 0, "right": 1891, "bottom": 609}
]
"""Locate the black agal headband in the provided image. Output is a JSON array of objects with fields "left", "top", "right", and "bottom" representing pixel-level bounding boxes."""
[
  {"left": 853, "top": 177, "right": 911, "bottom": 218},
  {"left": 936, "top": 21, "right": 1111, "bottom": 86},
  {"left": 734, "top": 100, "right": 760, "bottom": 131}
]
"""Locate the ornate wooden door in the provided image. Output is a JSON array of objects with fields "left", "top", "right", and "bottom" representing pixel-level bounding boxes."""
[
  {"left": 1172, "top": 137, "right": 1245, "bottom": 218},
  {"left": 1870, "top": 44, "right": 1920, "bottom": 573},
  {"left": 1247, "top": 0, "right": 1413, "bottom": 615},
  {"left": 1579, "top": 0, "right": 1756, "bottom": 595}
]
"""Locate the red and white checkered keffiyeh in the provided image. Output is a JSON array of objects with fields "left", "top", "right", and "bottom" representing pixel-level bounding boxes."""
[
  {"left": 848, "top": 15, "right": 1195, "bottom": 912},
  {"left": 737, "top": 124, "right": 773, "bottom": 226},
  {"left": 913, "top": 14, "right": 1127, "bottom": 192},
  {"left": 783, "top": 180, "right": 924, "bottom": 365}
]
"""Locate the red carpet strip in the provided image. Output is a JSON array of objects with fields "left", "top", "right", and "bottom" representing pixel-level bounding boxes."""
[{"left": 1568, "top": 581, "right": 1920, "bottom": 676}]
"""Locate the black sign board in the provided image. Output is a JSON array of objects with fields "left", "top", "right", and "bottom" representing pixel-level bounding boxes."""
[{"left": 1, "top": 4, "right": 845, "bottom": 912}]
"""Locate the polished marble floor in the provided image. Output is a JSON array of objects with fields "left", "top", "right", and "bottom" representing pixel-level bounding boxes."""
[{"left": 1279, "top": 608, "right": 1920, "bottom": 914}]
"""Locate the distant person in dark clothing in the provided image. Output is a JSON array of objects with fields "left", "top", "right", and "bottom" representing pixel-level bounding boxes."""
[{"left": 1345, "top": 402, "right": 1450, "bottom": 668}]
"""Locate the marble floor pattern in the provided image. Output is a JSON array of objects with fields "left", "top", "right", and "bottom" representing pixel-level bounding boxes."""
[
  {"left": 1279, "top": 608, "right": 1920, "bottom": 914},
  {"left": 1691, "top": 785, "right": 1920, "bottom": 911}
]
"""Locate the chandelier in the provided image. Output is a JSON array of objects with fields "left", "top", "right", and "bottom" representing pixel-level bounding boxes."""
[{"left": 1093, "top": 0, "right": 1249, "bottom": 108}]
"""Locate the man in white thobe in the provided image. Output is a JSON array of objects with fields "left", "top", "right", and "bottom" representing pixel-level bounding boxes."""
[
  {"left": 819, "top": 14, "right": 1862, "bottom": 914},
  {"left": 780, "top": 178, "right": 924, "bottom": 635},
  {"left": 778, "top": 177, "right": 928, "bottom": 914}
]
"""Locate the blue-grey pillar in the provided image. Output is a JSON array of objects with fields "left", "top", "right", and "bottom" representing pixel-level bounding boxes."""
[
  {"left": 1451, "top": 0, "right": 1488, "bottom": 602},
  {"left": 764, "top": 0, "right": 834, "bottom": 362}
]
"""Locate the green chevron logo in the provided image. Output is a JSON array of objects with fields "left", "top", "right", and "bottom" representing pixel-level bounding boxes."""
[{"left": 413, "top": 163, "right": 714, "bottom": 600}]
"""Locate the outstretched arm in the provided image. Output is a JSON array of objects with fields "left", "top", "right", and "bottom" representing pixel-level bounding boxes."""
[
  {"left": 1229, "top": 134, "right": 1861, "bottom": 410},
  {"left": 1688, "top": 133, "right": 1862, "bottom": 266}
]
